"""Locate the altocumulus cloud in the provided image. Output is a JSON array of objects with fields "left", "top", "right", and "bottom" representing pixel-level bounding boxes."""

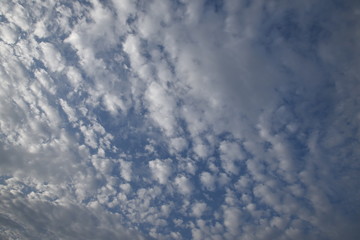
[{"left": 1, "top": 0, "right": 360, "bottom": 239}]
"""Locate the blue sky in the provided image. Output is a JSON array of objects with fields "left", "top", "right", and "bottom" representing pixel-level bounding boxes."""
[{"left": 0, "top": 0, "right": 360, "bottom": 239}]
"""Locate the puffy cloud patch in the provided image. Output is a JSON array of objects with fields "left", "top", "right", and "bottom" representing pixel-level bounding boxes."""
[
  {"left": 200, "top": 171, "right": 216, "bottom": 191},
  {"left": 119, "top": 159, "right": 132, "bottom": 182},
  {"left": 145, "top": 82, "right": 177, "bottom": 137},
  {"left": 174, "top": 175, "right": 193, "bottom": 196},
  {"left": 0, "top": 190, "right": 144, "bottom": 240},
  {"left": 149, "top": 159, "right": 172, "bottom": 185}
]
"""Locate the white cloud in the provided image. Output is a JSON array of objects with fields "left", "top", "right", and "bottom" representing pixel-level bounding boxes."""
[
  {"left": 33, "top": 20, "right": 49, "bottom": 38},
  {"left": 193, "top": 141, "right": 210, "bottom": 159},
  {"left": 192, "top": 202, "right": 207, "bottom": 218},
  {"left": 0, "top": 22, "right": 18, "bottom": 44},
  {"left": 145, "top": 82, "right": 177, "bottom": 137},
  {"left": 80, "top": 124, "right": 98, "bottom": 149},
  {"left": 59, "top": 98, "right": 77, "bottom": 123},
  {"left": 253, "top": 184, "right": 281, "bottom": 209},
  {"left": 123, "top": 34, "right": 147, "bottom": 72},
  {"left": 112, "top": 0, "right": 136, "bottom": 20},
  {"left": 200, "top": 171, "right": 216, "bottom": 191},
  {"left": 149, "top": 159, "right": 172, "bottom": 184},
  {"left": 34, "top": 69, "right": 56, "bottom": 94},
  {"left": 119, "top": 159, "right": 132, "bottom": 182},
  {"left": 0, "top": 190, "right": 145, "bottom": 240},
  {"left": 102, "top": 94, "right": 126, "bottom": 115},
  {"left": 223, "top": 207, "right": 242, "bottom": 236},
  {"left": 2, "top": 3, "right": 31, "bottom": 31},
  {"left": 234, "top": 175, "right": 250, "bottom": 191},
  {"left": 92, "top": 156, "right": 113, "bottom": 175},
  {"left": 174, "top": 175, "right": 193, "bottom": 195},
  {"left": 219, "top": 141, "right": 245, "bottom": 175},
  {"left": 1, "top": 0, "right": 360, "bottom": 239},
  {"left": 39, "top": 42, "right": 65, "bottom": 72},
  {"left": 170, "top": 137, "right": 188, "bottom": 153},
  {"left": 120, "top": 183, "right": 131, "bottom": 193},
  {"left": 65, "top": 67, "right": 83, "bottom": 91}
]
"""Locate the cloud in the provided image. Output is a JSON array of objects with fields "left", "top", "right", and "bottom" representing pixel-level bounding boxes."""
[
  {"left": 174, "top": 175, "right": 193, "bottom": 196},
  {"left": 119, "top": 159, "right": 132, "bottom": 182},
  {"left": 223, "top": 206, "right": 242, "bottom": 236},
  {"left": 200, "top": 171, "right": 216, "bottom": 191},
  {"left": 39, "top": 42, "right": 65, "bottom": 72},
  {"left": 219, "top": 141, "right": 245, "bottom": 175},
  {"left": 149, "top": 159, "right": 172, "bottom": 184},
  {"left": 59, "top": 98, "right": 77, "bottom": 123},
  {"left": 191, "top": 202, "right": 207, "bottom": 218},
  {"left": 0, "top": 190, "right": 144, "bottom": 240},
  {"left": 0, "top": 22, "right": 19, "bottom": 44},
  {"left": 1, "top": 0, "right": 360, "bottom": 239},
  {"left": 170, "top": 137, "right": 188, "bottom": 153},
  {"left": 102, "top": 94, "right": 127, "bottom": 116},
  {"left": 145, "top": 82, "right": 178, "bottom": 137}
]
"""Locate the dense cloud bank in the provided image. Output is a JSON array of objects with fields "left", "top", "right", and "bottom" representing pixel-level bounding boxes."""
[{"left": 1, "top": 0, "right": 360, "bottom": 239}]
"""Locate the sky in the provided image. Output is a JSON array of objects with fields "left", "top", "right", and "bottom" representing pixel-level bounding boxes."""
[{"left": 0, "top": 0, "right": 360, "bottom": 239}]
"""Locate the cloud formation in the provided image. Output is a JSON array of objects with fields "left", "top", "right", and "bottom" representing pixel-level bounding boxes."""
[{"left": 1, "top": 0, "right": 360, "bottom": 239}]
